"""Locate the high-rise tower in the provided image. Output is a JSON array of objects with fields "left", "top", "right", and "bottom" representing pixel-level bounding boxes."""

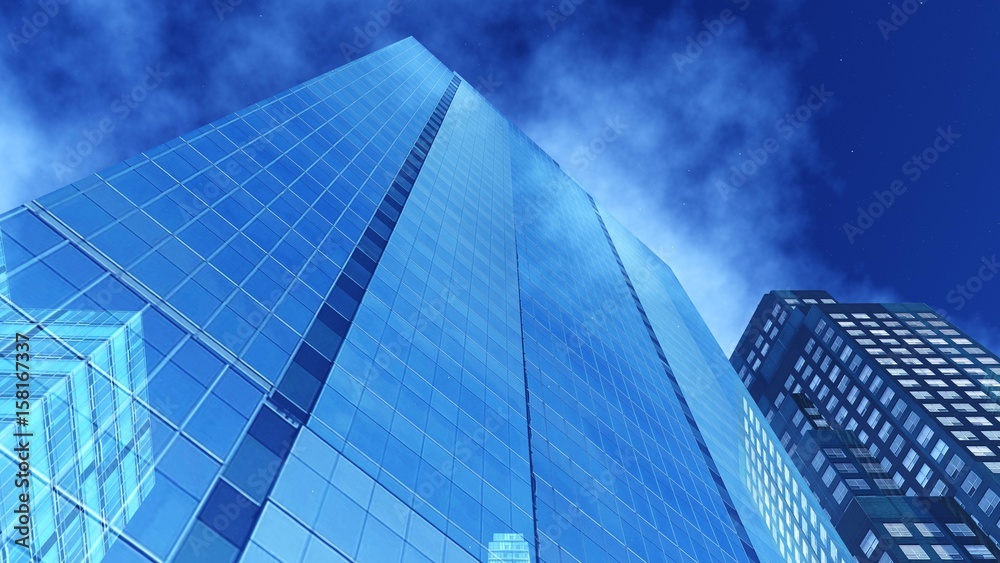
[
  {"left": 733, "top": 290, "right": 1000, "bottom": 560},
  {"left": 1, "top": 39, "right": 848, "bottom": 562}
]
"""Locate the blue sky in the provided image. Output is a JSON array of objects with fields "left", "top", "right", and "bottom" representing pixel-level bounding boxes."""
[{"left": 1, "top": 0, "right": 997, "bottom": 354}]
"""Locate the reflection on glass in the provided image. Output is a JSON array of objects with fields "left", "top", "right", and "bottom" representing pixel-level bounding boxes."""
[
  {"left": 486, "top": 532, "right": 530, "bottom": 563},
  {"left": 0, "top": 234, "right": 153, "bottom": 562},
  {"left": 742, "top": 398, "right": 845, "bottom": 562}
]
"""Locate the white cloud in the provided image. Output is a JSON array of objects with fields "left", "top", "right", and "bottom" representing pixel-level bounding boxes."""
[{"left": 510, "top": 2, "right": 895, "bottom": 353}]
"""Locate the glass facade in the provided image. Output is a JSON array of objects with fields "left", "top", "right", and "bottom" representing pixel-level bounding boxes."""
[
  {"left": 733, "top": 290, "right": 1000, "bottom": 559},
  {"left": 0, "top": 37, "right": 847, "bottom": 562},
  {"left": 0, "top": 258, "right": 154, "bottom": 562}
]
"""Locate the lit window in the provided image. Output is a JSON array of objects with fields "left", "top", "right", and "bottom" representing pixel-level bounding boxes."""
[
  {"left": 879, "top": 422, "right": 892, "bottom": 441},
  {"left": 931, "top": 440, "right": 949, "bottom": 461},
  {"left": 890, "top": 436, "right": 905, "bottom": 455},
  {"left": 876, "top": 478, "right": 899, "bottom": 490},
  {"left": 833, "top": 482, "right": 848, "bottom": 503},
  {"left": 931, "top": 481, "right": 948, "bottom": 497},
  {"left": 811, "top": 452, "right": 826, "bottom": 471},
  {"left": 915, "top": 523, "right": 943, "bottom": 537},
  {"left": 969, "top": 445, "right": 994, "bottom": 458},
  {"left": 883, "top": 523, "right": 911, "bottom": 537},
  {"left": 836, "top": 407, "right": 848, "bottom": 424},
  {"left": 932, "top": 544, "right": 961, "bottom": 560},
  {"left": 859, "top": 398, "right": 871, "bottom": 416},
  {"left": 963, "top": 473, "right": 982, "bottom": 496},
  {"left": 966, "top": 545, "right": 997, "bottom": 560},
  {"left": 868, "top": 410, "right": 882, "bottom": 428},
  {"left": 947, "top": 523, "right": 974, "bottom": 537},
  {"left": 899, "top": 545, "right": 930, "bottom": 560},
  {"left": 916, "top": 426, "right": 934, "bottom": 447},
  {"left": 946, "top": 455, "right": 965, "bottom": 478},
  {"left": 846, "top": 479, "right": 870, "bottom": 490},
  {"left": 979, "top": 489, "right": 1000, "bottom": 515},
  {"left": 880, "top": 388, "right": 895, "bottom": 405},
  {"left": 861, "top": 531, "right": 879, "bottom": 557},
  {"left": 890, "top": 401, "right": 907, "bottom": 419},
  {"left": 916, "top": 465, "right": 932, "bottom": 487}
]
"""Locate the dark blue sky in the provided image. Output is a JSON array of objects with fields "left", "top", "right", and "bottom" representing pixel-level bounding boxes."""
[{"left": 1, "top": 0, "right": 997, "bottom": 352}]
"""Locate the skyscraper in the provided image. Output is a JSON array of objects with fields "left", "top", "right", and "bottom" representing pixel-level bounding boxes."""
[
  {"left": 1, "top": 38, "right": 848, "bottom": 562},
  {"left": 732, "top": 290, "right": 1000, "bottom": 560}
]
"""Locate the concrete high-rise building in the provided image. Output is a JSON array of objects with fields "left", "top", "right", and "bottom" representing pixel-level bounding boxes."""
[
  {"left": 1, "top": 39, "right": 849, "bottom": 562},
  {"left": 732, "top": 290, "right": 1000, "bottom": 560}
]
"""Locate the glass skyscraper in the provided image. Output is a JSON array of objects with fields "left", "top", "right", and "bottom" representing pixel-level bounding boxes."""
[
  {"left": 732, "top": 290, "right": 1000, "bottom": 560},
  {"left": 1, "top": 38, "right": 848, "bottom": 562}
]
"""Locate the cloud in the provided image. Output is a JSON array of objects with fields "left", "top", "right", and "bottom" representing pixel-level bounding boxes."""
[
  {"left": 0, "top": 0, "right": 912, "bottom": 355},
  {"left": 507, "top": 0, "right": 893, "bottom": 352}
]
